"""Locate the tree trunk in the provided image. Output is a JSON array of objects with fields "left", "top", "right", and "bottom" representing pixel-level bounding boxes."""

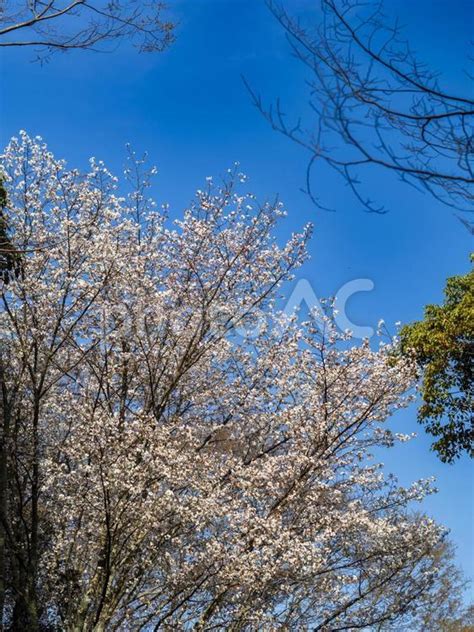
[
  {"left": 10, "top": 396, "right": 41, "bottom": 632},
  {"left": 0, "top": 361, "right": 11, "bottom": 630}
]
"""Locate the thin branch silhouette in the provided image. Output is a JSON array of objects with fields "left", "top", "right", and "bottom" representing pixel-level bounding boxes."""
[{"left": 246, "top": 0, "right": 473, "bottom": 222}]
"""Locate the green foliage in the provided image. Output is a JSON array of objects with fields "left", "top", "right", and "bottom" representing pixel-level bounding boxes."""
[{"left": 401, "top": 257, "right": 474, "bottom": 462}]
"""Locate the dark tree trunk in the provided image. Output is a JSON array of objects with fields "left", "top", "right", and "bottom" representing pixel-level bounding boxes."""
[{"left": 0, "top": 359, "right": 11, "bottom": 630}]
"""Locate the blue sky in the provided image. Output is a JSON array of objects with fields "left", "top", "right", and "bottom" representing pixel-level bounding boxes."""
[{"left": 1, "top": 0, "right": 473, "bottom": 590}]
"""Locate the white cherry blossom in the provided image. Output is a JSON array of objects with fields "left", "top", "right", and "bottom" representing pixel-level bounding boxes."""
[{"left": 0, "top": 132, "right": 456, "bottom": 631}]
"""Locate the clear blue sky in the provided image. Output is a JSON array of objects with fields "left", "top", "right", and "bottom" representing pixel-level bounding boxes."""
[{"left": 1, "top": 0, "right": 473, "bottom": 591}]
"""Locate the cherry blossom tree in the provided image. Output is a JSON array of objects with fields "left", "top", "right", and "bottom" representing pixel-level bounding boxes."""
[{"left": 0, "top": 132, "right": 462, "bottom": 630}]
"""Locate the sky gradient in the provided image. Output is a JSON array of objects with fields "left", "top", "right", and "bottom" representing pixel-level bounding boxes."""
[{"left": 1, "top": 0, "right": 473, "bottom": 593}]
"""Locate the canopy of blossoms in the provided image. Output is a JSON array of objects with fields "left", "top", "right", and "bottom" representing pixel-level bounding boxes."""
[{"left": 0, "top": 133, "right": 448, "bottom": 631}]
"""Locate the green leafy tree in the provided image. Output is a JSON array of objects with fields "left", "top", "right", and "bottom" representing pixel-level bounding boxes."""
[{"left": 401, "top": 258, "right": 474, "bottom": 463}]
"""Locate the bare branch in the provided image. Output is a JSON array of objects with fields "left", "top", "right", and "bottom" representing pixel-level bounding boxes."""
[
  {"left": 251, "top": 0, "right": 473, "bottom": 222},
  {"left": 0, "top": 0, "right": 175, "bottom": 60}
]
